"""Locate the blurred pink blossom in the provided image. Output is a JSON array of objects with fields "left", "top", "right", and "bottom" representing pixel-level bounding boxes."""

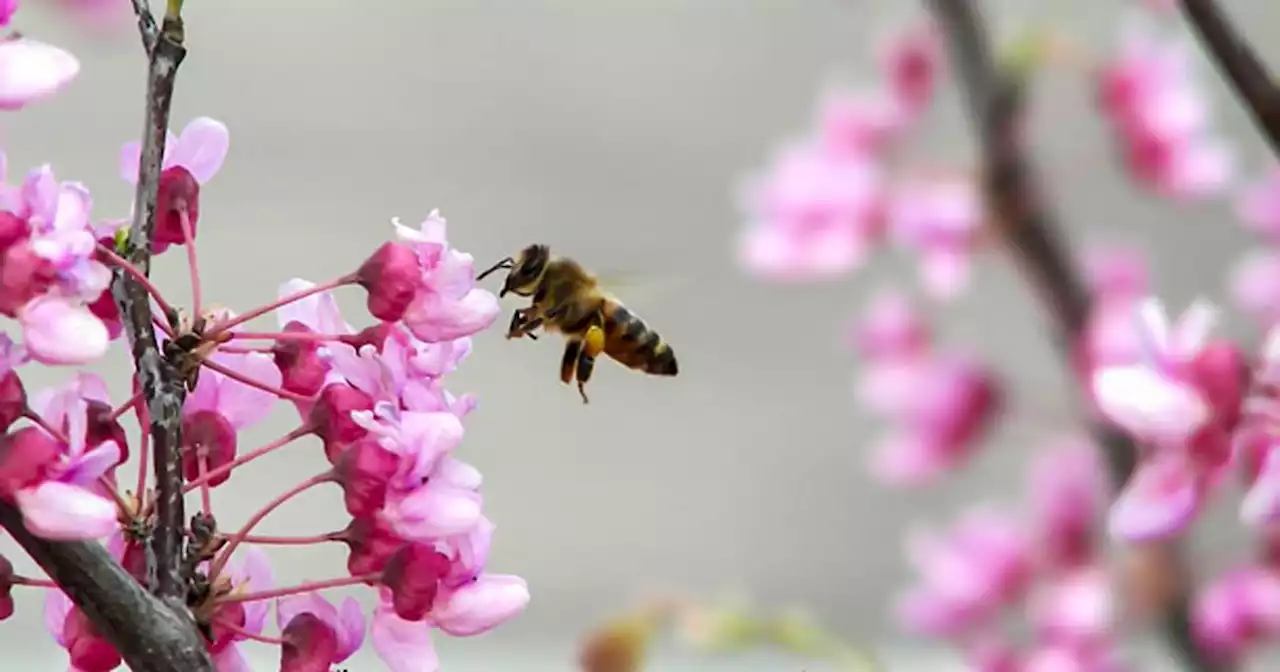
[
  {"left": 0, "top": 0, "right": 15, "bottom": 27},
  {"left": 1229, "top": 249, "right": 1280, "bottom": 328},
  {"left": 0, "top": 37, "right": 80, "bottom": 111},
  {"left": 1192, "top": 567, "right": 1280, "bottom": 661},
  {"left": 1096, "top": 14, "right": 1233, "bottom": 200},
  {"left": 887, "top": 176, "right": 984, "bottom": 300}
]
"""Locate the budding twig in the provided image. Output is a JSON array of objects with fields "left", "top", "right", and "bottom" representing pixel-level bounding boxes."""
[
  {"left": 1176, "top": 0, "right": 1280, "bottom": 157},
  {"left": 923, "top": 1, "right": 1222, "bottom": 670}
]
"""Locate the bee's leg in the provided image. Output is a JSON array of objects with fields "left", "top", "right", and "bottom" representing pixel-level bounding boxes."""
[
  {"left": 574, "top": 324, "right": 607, "bottom": 405},
  {"left": 560, "top": 339, "right": 582, "bottom": 385},
  {"left": 506, "top": 309, "right": 541, "bottom": 340}
]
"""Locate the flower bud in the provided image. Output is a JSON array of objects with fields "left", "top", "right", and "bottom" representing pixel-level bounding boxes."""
[
  {"left": 85, "top": 399, "right": 128, "bottom": 466},
  {"left": 309, "top": 384, "right": 373, "bottom": 464},
  {"left": 343, "top": 516, "right": 405, "bottom": 579},
  {"left": 181, "top": 411, "right": 237, "bottom": 486},
  {"left": 63, "top": 608, "right": 121, "bottom": 672},
  {"left": 335, "top": 438, "right": 398, "bottom": 518},
  {"left": 356, "top": 242, "right": 420, "bottom": 322},
  {"left": 382, "top": 543, "right": 451, "bottom": 621},
  {"left": 152, "top": 166, "right": 200, "bottom": 253},
  {"left": 273, "top": 322, "right": 326, "bottom": 397},
  {"left": 281, "top": 612, "right": 340, "bottom": 672},
  {"left": 0, "top": 242, "right": 55, "bottom": 316},
  {"left": 0, "top": 427, "right": 59, "bottom": 499}
]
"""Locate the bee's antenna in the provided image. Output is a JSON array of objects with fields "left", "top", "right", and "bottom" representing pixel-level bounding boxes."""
[{"left": 476, "top": 257, "right": 514, "bottom": 281}]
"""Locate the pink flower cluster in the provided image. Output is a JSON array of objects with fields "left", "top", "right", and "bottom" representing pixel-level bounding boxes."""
[
  {"left": 1096, "top": 9, "right": 1234, "bottom": 200},
  {"left": 0, "top": 2, "right": 80, "bottom": 110},
  {"left": 897, "top": 443, "right": 1122, "bottom": 671},
  {"left": 0, "top": 4, "right": 529, "bottom": 666},
  {"left": 735, "top": 20, "right": 987, "bottom": 300},
  {"left": 850, "top": 289, "right": 1001, "bottom": 484}
]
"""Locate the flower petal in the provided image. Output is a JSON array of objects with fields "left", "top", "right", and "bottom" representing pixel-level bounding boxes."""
[
  {"left": 372, "top": 601, "right": 439, "bottom": 672},
  {"left": 168, "top": 117, "right": 229, "bottom": 183},
  {"left": 0, "top": 38, "right": 80, "bottom": 110},
  {"left": 1091, "top": 365, "right": 1209, "bottom": 443},
  {"left": 208, "top": 351, "right": 283, "bottom": 428},
  {"left": 14, "top": 481, "right": 117, "bottom": 540},
  {"left": 432, "top": 574, "right": 530, "bottom": 637},
  {"left": 1108, "top": 455, "right": 1200, "bottom": 541},
  {"left": 20, "top": 297, "right": 109, "bottom": 365}
]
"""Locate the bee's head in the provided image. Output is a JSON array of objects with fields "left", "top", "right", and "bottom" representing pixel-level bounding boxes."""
[{"left": 476, "top": 243, "right": 550, "bottom": 297}]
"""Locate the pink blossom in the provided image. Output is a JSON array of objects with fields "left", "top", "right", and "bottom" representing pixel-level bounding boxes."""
[
  {"left": 0, "top": 37, "right": 80, "bottom": 111},
  {"left": 1192, "top": 567, "right": 1280, "bottom": 660},
  {"left": 864, "top": 352, "right": 1001, "bottom": 485},
  {"left": 1089, "top": 297, "right": 1216, "bottom": 446},
  {"left": 876, "top": 19, "right": 943, "bottom": 120},
  {"left": 895, "top": 508, "right": 1031, "bottom": 637},
  {"left": 277, "top": 593, "right": 366, "bottom": 670},
  {"left": 1082, "top": 245, "right": 1149, "bottom": 301},
  {"left": 736, "top": 141, "right": 885, "bottom": 280},
  {"left": 847, "top": 288, "right": 931, "bottom": 361},
  {"left": 182, "top": 350, "right": 280, "bottom": 486},
  {"left": 118, "top": 117, "right": 228, "bottom": 253},
  {"left": 393, "top": 211, "right": 501, "bottom": 342},
  {"left": 815, "top": 88, "right": 911, "bottom": 157},
  {"left": 1241, "top": 447, "right": 1280, "bottom": 527},
  {"left": 0, "top": 0, "right": 15, "bottom": 26},
  {"left": 44, "top": 589, "right": 120, "bottom": 671},
  {"left": 1097, "top": 15, "right": 1233, "bottom": 200},
  {"left": 1108, "top": 451, "right": 1200, "bottom": 541},
  {"left": 1229, "top": 249, "right": 1280, "bottom": 327},
  {"left": 1028, "top": 441, "right": 1107, "bottom": 568},
  {"left": 1235, "top": 166, "right": 1280, "bottom": 242},
  {"left": 204, "top": 547, "right": 275, "bottom": 670},
  {"left": 371, "top": 588, "right": 440, "bottom": 672},
  {"left": 1028, "top": 567, "right": 1116, "bottom": 646},
  {"left": 886, "top": 176, "right": 984, "bottom": 299}
]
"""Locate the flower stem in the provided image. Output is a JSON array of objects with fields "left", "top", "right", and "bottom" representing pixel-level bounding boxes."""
[
  {"left": 182, "top": 425, "right": 311, "bottom": 493},
  {"left": 110, "top": 391, "right": 145, "bottom": 422},
  {"left": 10, "top": 575, "right": 57, "bottom": 588},
  {"left": 216, "top": 345, "right": 273, "bottom": 354},
  {"left": 178, "top": 209, "right": 203, "bottom": 317},
  {"left": 209, "top": 472, "right": 333, "bottom": 580},
  {"left": 196, "top": 453, "right": 212, "bottom": 516},
  {"left": 133, "top": 398, "right": 150, "bottom": 504},
  {"left": 23, "top": 409, "right": 70, "bottom": 446},
  {"left": 97, "top": 244, "right": 176, "bottom": 320},
  {"left": 238, "top": 533, "right": 341, "bottom": 546},
  {"left": 198, "top": 359, "right": 313, "bottom": 403},
  {"left": 203, "top": 275, "right": 357, "bottom": 339},
  {"left": 229, "top": 331, "right": 349, "bottom": 343},
  {"left": 216, "top": 573, "right": 380, "bottom": 605},
  {"left": 213, "top": 618, "right": 286, "bottom": 645}
]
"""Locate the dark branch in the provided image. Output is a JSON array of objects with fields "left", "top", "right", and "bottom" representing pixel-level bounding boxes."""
[
  {"left": 111, "top": 16, "right": 189, "bottom": 606},
  {"left": 924, "top": 1, "right": 1222, "bottom": 670},
  {"left": 0, "top": 504, "right": 212, "bottom": 671},
  {"left": 1177, "top": 0, "right": 1280, "bottom": 157},
  {"left": 130, "top": 0, "right": 158, "bottom": 53}
]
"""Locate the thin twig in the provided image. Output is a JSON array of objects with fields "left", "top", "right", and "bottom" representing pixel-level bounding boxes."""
[
  {"left": 1177, "top": 0, "right": 1280, "bottom": 157},
  {"left": 130, "top": 0, "right": 158, "bottom": 52},
  {"left": 922, "top": 1, "right": 1222, "bottom": 670}
]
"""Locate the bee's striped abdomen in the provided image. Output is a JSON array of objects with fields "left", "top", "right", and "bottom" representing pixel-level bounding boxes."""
[{"left": 602, "top": 302, "right": 678, "bottom": 377}]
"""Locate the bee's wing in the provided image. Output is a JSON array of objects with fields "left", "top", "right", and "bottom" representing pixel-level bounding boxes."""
[{"left": 592, "top": 271, "right": 690, "bottom": 311}]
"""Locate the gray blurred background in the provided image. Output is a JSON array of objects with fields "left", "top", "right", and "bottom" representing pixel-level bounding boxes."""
[{"left": 4, "top": 0, "right": 1280, "bottom": 669}]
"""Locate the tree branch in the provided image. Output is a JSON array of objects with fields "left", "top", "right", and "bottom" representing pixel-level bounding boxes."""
[
  {"left": 1177, "top": 0, "right": 1280, "bottom": 157},
  {"left": 111, "top": 10, "right": 190, "bottom": 609},
  {"left": 0, "top": 503, "right": 212, "bottom": 670},
  {"left": 923, "top": 1, "right": 1222, "bottom": 669},
  {"left": 130, "top": 0, "right": 158, "bottom": 52}
]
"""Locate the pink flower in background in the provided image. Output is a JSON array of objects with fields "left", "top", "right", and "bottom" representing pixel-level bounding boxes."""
[
  {"left": 816, "top": 89, "right": 911, "bottom": 157},
  {"left": 896, "top": 508, "right": 1032, "bottom": 638},
  {"left": 1028, "top": 441, "right": 1108, "bottom": 568},
  {"left": 0, "top": 0, "right": 16, "bottom": 26},
  {"left": 1097, "top": 14, "right": 1233, "bottom": 200},
  {"left": 0, "top": 37, "right": 80, "bottom": 111},
  {"left": 44, "top": 589, "right": 120, "bottom": 671},
  {"left": 847, "top": 288, "right": 931, "bottom": 361},
  {"left": 1191, "top": 567, "right": 1280, "bottom": 660},
  {"left": 887, "top": 176, "right": 984, "bottom": 299},
  {"left": 876, "top": 19, "right": 944, "bottom": 119},
  {"left": 1236, "top": 166, "right": 1280, "bottom": 242},
  {"left": 737, "top": 141, "right": 887, "bottom": 280},
  {"left": 1028, "top": 567, "right": 1116, "bottom": 646},
  {"left": 1229, "top": 249, "right": 1280, "bottom": 327}
]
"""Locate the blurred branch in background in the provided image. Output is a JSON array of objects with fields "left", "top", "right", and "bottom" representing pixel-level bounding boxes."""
[
  {"left": 577, "top": 593, "right": 879, "bottom": 672},
  {"left": 924, "top": 0, "right": 1220, "bottom": 670}
]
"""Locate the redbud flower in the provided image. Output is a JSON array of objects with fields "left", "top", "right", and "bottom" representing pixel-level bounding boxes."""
[
  {"left": 1097, "top": 13, "right": 1233, "bottom": 200},
  {"left": 118, "top": 117, "right": 228, "bottom": 253},
  {"left": 182, "top": 350, "right": 281, "bottom": 485},
  {"left": 1191, "top": 567, "right": 1280, "bottom": 661},
  {"left": 277, "top": 593, "right": 366, "bottom": 671},
  {"left": 815, "top": 88, "right": 910, "bottom": 157},
  {"left": 204, "top": 547, "right": 275, "bottom": 669},
  {"left": 1229, "top": 249, "right": 1280, "bottom": 328},
  {"left": 895, "top": 508, "right": 1031, "bottom": 638},
  {"left": 886, "top": 176, "right": 984, "bottom": 300},
  {"left": 1236, "top": 165, "right": 1280, "bottom": 242},
  {"left": 358, "top": 241, "right": 421, "bottom": 322},
  {"left": 1090, "top": 297, "right": 1215, "bottom": 446},
  {"left": 392, "top": 211, "right": 501, "bottom": 342},
  {"left": 847, "top": 288, "right": 930, "bottom": 361},
  {"left": 876, "top": 19, "right": 943, "bottom": 122},
  {"left": 0, "top": 0, "right": 15, "bottom": 26},
  {"left": 0, "top": 37, "right": 80, "bottom": 110},
  {"left": 1028, "top": 441, "right": 1108, "bottom": 568},
  {"left": 44, "top": 590, "right": 121, "bottom": 671},
  {"left": 1028, "top": 567, "right": 1116, "bottom": 646},
  {"left": 736, "top": 141, "right": 886, "bottom": 280}
]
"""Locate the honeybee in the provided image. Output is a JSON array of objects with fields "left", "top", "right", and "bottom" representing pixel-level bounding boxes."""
[{"left": 477, "top": 244, "right": 679, "bottom": 404}]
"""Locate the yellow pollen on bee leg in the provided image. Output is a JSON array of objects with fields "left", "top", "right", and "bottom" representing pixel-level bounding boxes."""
[{"left": 584, "top": 325, "right": 606, "bottom": 357}]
